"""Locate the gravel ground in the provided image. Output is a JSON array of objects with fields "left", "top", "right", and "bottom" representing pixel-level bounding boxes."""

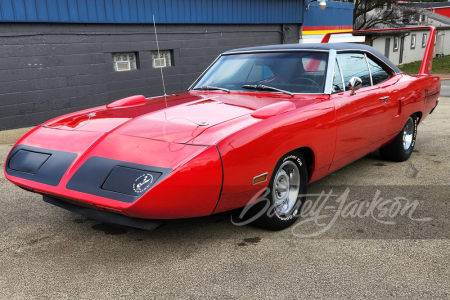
[{"left": 0, "top": 98, "right": 448, "bottom": 299}]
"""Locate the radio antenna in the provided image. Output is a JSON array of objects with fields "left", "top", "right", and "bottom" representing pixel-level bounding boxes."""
[{"left": 153, "top": 15, "right": 168, "bottom": 108}]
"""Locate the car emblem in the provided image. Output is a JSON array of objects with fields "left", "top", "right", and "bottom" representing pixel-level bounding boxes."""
[
  {"left": 87, "top": 112, "right": 96, "bottom": 118},
  {"left": 132, "top": 173, "right": 154, "bottom": 194}
]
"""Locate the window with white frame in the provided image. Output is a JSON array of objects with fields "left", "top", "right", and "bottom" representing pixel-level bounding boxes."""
[
  {"left": 393, "top": 36, "right": 399, "bottom": 52},
  {"left": 411, "top": 34, "right": 416, "bottom": 49},
  {"left": 112, "top": 52, "right": 138, "bottom": 72},
  {"left": 422, "top": 33, "right": 427, "bottom": 48},
  {"left": 151, "top": 50, "right": 172, "bottom": 68}
]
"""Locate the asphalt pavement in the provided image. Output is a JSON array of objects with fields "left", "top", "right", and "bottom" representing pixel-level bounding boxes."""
[
  {"left": 440, "top": 81, "right": 450, "bottom": 97},
  {"left": 0, "top": 98, "right": 449, "bottom": 299}
]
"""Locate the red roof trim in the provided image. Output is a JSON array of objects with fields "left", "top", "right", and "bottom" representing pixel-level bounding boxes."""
[{"left": 303, "top": 25, "right": 353, "bottom": 31}]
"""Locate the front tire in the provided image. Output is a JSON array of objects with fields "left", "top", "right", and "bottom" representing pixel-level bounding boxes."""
[
  {"left": 251, "top": 151, "right": 308, "bottom": 230},
  {"left": 380, "top": 114, "right": 419, "bottom": 162}
]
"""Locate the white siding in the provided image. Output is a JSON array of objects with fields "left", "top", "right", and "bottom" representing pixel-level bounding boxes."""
[{"left": 370, "top": 29, "right": 450, "bottom": 68}]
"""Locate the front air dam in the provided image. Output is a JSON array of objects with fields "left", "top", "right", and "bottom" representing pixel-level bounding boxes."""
[{"left": 43, "top": 196, "right": 164, "bottom": 230}]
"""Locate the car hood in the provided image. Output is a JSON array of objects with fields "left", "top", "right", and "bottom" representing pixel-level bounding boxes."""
[
  {"left": 43, "top": 92, "right": 319, "bottom": 145},
  {"left": 44, "top": 93, "right": 266, "bottom": 145},
  {"left": 113, "top": 97, "right": 257, "bottom": 144}
]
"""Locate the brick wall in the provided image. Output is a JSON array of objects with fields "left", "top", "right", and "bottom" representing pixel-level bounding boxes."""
[{"left": 0, "top": 23, "right": 285, "bottom": 130}]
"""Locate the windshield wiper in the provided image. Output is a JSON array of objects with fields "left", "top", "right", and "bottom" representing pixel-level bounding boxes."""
[
  {"left": 192, "top": 86, "right": 230, "bottom": 93},
  {"left": 241, "top": 84, "right": 293, "bottom": 97}
]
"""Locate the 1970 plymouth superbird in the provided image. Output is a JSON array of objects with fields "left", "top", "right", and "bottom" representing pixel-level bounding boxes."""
[{"left": 4, "top": 27, "right": 440, "bottom": 230}]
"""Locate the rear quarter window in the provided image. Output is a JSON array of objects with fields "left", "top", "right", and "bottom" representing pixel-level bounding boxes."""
[{"left": 367, "top": 57, "right": 392, "bottom": 85}]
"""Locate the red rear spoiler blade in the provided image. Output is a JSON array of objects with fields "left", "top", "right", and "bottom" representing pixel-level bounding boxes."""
[{"left": 321, "top": 26, "right": 437, "bottom": 76}]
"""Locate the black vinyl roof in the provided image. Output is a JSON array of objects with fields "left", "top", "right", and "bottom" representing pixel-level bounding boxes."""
[{"left": 224, "top": 43, "right": 402, "bottom": 74}]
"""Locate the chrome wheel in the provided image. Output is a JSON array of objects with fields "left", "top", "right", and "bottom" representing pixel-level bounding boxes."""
[
  {"left": 403, "top": 117, "right": 414, "bottom": 150},
  {"left": 272, "top": 161, "right": 301, "bottom": 215}
]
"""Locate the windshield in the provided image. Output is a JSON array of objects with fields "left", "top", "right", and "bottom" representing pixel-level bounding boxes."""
[{"left": 192, "top": 51, "right": 328, "bottom": 94}]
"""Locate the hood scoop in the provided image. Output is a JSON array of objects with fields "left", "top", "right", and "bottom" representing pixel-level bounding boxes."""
[
  {"left": 45, "top": 95, "right": 147, "bottom": 132},
  {"left": 251, "top": 101, "right": 296, "bottom": 119},
  {"left": 107, "top": 95, "right": 146, "bottom": 108}
]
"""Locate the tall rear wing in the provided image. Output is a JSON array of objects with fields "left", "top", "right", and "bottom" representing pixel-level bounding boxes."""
[{"left": 321, "top": 26, "right": 437, "bottom": 76}]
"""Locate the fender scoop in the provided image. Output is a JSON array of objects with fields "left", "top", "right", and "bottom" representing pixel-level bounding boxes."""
[
  {"left": 107, "top": 95, "right": 146, "bottom": 108},
  {"left": 251, "top": 101, "right": 296, "bottom": 119}
]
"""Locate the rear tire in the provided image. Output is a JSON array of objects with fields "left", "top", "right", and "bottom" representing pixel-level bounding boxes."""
[
  {"left": 379, "top": 114, "right": 419, "bottom": 162},
  {"left": 250, "top": 151, "right": 308, "bottom": 231}
]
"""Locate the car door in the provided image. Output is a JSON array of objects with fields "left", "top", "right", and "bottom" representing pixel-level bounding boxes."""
[
  {"left": 366, "top": 56, "right": 404, "bottom": 139},
  {"left": 329, "top": 53, "right": 389, "bottom": 171}
]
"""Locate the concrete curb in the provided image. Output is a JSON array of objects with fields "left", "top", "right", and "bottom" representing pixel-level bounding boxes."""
[{"left": 0, "top": 127, "right": 34, "bottom": 145}]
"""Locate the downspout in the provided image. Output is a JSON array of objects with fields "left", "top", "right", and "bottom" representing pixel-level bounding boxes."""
[{"left": 399, "top": 32, "right": 410, "bottom": 65}]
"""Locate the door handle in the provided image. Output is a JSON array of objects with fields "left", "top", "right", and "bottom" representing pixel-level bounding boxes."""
[
  {"left": 379, "top": 96, "right": 389, "bottom": 101},
  {"left": 338, "top": 100, "right": 350, "bottom": 107}
]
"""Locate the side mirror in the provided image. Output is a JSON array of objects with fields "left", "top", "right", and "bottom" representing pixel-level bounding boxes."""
[{"left": 347, "top": 77, "right": 362, "bottom": 95}]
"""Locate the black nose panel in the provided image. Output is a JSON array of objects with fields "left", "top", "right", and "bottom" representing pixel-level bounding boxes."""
[
  {"left": 101, "top": 166, "right": 161, "bottom": 196},
  {"left": 5, "top": 145, "right": 77, "bottom": 186},
  {"left": 66, "top": 156, "right": 172, "bottom": 203},
  {"left": 9, "top": 150, "right": 51, "bottom": 174}
]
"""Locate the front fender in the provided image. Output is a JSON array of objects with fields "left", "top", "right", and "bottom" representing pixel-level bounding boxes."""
[{"left": 125, "top": 145, "right": 223, "bottom": 219}]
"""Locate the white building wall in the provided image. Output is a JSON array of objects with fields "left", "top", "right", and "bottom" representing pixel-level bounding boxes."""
[
  {"left": 436, "top": 29, "right": 450, "bottom": 56},
  {"left": 372, "top": 37, "right": 400, "bottom": 65},
  {"left": 402, "top": 32, "right": 429, "bottom": 63},
  {"left": 300, "top": 27, "right": 450, "bottom": 69},
  {"left": 370, "top": 28, "right": 450, "bottom": 68},
  {"left": 300, "top": 34, "right": 365, "bottom": 44}
]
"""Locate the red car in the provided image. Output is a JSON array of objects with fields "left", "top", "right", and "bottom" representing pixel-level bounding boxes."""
[{"left": 5, "top": 27, "right": 440, "bottom": 230}]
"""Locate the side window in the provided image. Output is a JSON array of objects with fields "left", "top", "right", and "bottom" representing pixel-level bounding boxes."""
[
  {"left": 337, "top": 53, "right": 371, "bottom": 88},
  {"left": 367, "top": 57, "right": 391, "bottom": 85},
  {"left": 332, "top": 59, "right": 344, "bottom": 93}
]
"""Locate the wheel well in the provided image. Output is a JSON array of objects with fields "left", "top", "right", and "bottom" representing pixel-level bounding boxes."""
[
  {"left": 413, "top": 111, "right": 423, "bottom": 123},
  {"left": 297, "top": 147, "right": 315, "bottom": 179}
]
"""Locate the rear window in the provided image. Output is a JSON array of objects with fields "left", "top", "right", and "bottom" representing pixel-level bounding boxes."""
[{"left": 302, "top": 54, "right": 327, "bottom": 72}]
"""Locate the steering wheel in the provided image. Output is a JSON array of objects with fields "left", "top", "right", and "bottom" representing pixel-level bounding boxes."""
[{"left": 291, "top": 76, "right": 320, "bottom": 86}]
